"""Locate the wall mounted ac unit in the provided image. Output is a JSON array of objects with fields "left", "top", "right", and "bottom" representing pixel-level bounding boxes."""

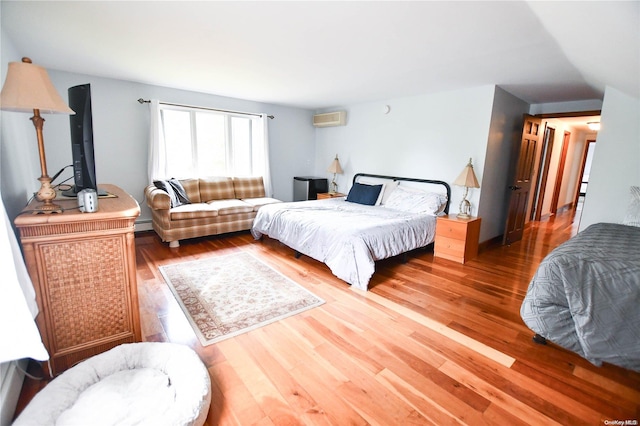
[{"left": 313, "top": 111, "right": 347, "bottom": 127}]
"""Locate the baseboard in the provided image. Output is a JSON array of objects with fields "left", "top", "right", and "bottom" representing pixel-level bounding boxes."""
[
  {"left": 135, "top": 219, "right": 153, "bottom": 232},
  {"left": 556, "top": 203, "right": 573, "bottom": 214},
  {"left": 0, "top": 360, "right": 27, "bottom": 426},
  {"left": 479, "top": 235, "right": 503, "bottom": 252}
]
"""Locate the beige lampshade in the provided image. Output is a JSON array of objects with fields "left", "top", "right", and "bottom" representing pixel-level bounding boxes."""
[
  {"left": 0, "top": 58, "right": 74, "bottom": 114},
  {"left": 453, "top": 158, "right": 480, "bottom": 188},
  {"left": 327, "top": 155, "right": 343, "bottom": 174}
]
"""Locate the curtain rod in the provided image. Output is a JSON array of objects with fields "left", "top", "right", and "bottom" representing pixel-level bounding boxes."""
[{"left": 137, "top": 98, "right": 274, "bottom": 119}]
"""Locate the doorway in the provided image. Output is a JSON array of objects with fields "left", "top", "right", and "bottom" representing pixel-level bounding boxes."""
[
  {"left": 574, "top": 139, "right": 596, "bottom": 211},
  {"left": 503, "top": 112, "right": 600, "bottom": 244}
]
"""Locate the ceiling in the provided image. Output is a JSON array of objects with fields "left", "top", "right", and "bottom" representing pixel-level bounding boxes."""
[{"left": 1, "top": 1, "right": 638, "bottom": 110}]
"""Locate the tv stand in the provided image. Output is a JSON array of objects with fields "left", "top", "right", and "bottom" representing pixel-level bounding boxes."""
[{"left": 15, "top": 184, "right": 141, "bottom": 376}]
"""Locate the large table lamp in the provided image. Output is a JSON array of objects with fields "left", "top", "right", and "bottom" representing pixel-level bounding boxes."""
[
  {"left": 453, "top": 157, "right": 480, "bottom": 219},
  {"left": 0, "top": 57, "right": 74, "bottom": 213},
  {"left": 327, "top": 154, "right": 343, "bottom": 194}
]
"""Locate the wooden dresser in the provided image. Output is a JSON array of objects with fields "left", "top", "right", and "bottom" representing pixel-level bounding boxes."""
[
  {"left": 434, "top": 214, "right": 481, "bottom": 264},
  {"left": 14, "top": 184, "right": 141, "bottom": 376}
]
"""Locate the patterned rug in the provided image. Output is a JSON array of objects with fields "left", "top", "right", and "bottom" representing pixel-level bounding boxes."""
[{"left": 158, "top": 252, "right": 325, "bottom": 346}]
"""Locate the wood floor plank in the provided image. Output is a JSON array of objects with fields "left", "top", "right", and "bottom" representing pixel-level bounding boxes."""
[{"left": 14, "top": 208, "right": 640, "bottom": 425}]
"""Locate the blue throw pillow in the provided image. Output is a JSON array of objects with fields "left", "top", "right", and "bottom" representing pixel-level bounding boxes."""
[{"left": 346, "top": 183, "right": 383, "bottom": 206}]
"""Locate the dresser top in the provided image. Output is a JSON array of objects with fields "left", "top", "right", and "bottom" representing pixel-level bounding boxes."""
[{"left": 14, "top": 184, "right": 140, "bottom": 227}]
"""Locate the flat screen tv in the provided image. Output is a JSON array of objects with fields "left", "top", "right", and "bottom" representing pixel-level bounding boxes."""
[{"left": 62, "top": 84, "right": 105, "bottom": 196}]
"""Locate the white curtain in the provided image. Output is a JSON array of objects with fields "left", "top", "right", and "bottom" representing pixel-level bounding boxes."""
[
  {"left": 0, "top": 196, "right": 48, "bottom": 363},
  {"left": 256, "top": 114, "right": 273, "bottom": 197},
  {"left": 147, "top": 99, "right": 166, "bottom": 183}
]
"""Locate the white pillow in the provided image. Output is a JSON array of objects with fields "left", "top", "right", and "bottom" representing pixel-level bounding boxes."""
[
  {"left": 398, "top": 184, "right": 448, "bottom": 214},
  {"left": 381, "top": 180, "right": 400, "bottom": 205},
  {"left": 622, "top": 186, "right": 640, "bottom": 227},
  {"left": 384, "top": 185, "right": 447, "bottom": 215},
  {"left": 357, "top": 178, "right": 401, "bottom": 206}
]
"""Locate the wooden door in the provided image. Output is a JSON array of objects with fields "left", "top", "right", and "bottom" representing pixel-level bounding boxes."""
[
  {"left": 503, "top": 115, "right": 541, "bottom": 245},
  {"left": 550, "top": 131, "right": 571, "bottom": 214},
  {"left": 531, "top": 125, "right": 555, "bottom": 221}
]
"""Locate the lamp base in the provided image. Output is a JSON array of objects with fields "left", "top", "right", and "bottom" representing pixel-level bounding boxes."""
[
  {"left": 34, "top": 176, "right": 63, "bottom": 214},
  {"left": 33, "top": 203, "right": 63, "bottom": 214},
  {"left": 457, "top": 198, "right": 472, "bottom": 219}
]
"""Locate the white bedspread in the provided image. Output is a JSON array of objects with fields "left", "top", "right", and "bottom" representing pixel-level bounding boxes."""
[{"left": 251, "top": 198, "right": 437, "bottom": 290}]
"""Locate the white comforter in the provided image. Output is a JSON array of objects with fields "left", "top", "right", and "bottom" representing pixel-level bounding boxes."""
[{"left": 251, "top": 198, "right": 437, "bottom": 290}]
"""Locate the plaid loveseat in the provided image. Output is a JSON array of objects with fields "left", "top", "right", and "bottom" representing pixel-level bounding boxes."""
[{"left": 145, "top": 176, "right": 281, "bottom": 247}]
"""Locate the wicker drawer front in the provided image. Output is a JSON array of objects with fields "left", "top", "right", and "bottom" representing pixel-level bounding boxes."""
[{"left": 39, "top": 236, "right": 132, "bottom": 352}]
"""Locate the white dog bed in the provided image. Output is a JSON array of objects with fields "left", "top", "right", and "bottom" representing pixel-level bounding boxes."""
[{"left": 13, "top": 342, "right": 211, "bottom": 426}]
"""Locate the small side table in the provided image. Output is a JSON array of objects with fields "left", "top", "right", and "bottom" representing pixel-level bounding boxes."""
[
  {"left": 317, "top": 192, "right": 346, "bottom": 199},
  {"left": 435, "top": 214, "right": 481, "bottom": 264}
]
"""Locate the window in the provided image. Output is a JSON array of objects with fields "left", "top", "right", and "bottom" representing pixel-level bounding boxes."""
[{"left": 159, "top": 104, "right": 265, "bottom": 179}]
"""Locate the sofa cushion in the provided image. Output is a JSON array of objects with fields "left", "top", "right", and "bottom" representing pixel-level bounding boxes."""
[
  {"left": 170, "top": 203, "right": 219, "bottom": 221},
  {"left": 180, "top": 178, "right": 202, "bottom": 203},
  {"left": 207, "top": 199, "right": 254, "bottom": 215},
  {"left": 241, "top": 197, "right": 282, "bottom": 212},
  {"left": 233, "top": 177, "right": 266, "bottom": 199},
  {"left": 199, "top": 177, "right": 235, "bottom": 202}
]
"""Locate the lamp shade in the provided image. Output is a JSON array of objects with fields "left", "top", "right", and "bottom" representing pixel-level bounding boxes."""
[
  {"left": 0, "top": 58, "right": 74, "bottom": 114},
  {"left": 327, "top": 155, "right": 343, "bottom": 174},
  {"left": 453, "top": 158, "right": 480, "bottom": 188}
]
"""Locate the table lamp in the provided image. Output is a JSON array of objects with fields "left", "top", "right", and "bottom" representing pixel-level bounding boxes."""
[
  {"left": 327, "top": 154, "right": 343, "bottom": 194},
  {"left": 0, "top": 57, "right": 74, "bottom": 213},
  {"left": 453, "top": 157, "right": 480, "bottom": 219}
]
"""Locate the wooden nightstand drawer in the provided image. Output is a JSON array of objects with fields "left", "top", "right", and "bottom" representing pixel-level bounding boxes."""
[
  {"left": 435, "top": 220, "right": 468, "bottom": 240},
  {"left": 435, "top": 235, "right": 466, "bottom": 255}
]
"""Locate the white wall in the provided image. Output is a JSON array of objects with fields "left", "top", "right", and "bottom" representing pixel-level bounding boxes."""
[
  {"left": 579, "top": 87, "right": 640, "bottom": 230},
  {"left": 1, "top": 66, "right": 317, "bottom": 228},
  {"left": 313, "top": 85, "right": 496, "bottom": 228},
  {"left": 479, "top": 86, "right": 530, "bottom": 242}
]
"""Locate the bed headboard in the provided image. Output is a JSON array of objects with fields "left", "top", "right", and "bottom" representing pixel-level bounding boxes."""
[{"left": 353, "top": 173, "right": 452, "bottom": 214}]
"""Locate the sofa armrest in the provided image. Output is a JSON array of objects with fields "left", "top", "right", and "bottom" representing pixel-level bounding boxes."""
[{"left": 145, "top": 185, "right": 171, "bottom": 210}]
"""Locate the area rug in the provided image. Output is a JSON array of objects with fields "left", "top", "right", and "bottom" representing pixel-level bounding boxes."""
[{"left": 158, "top": 252, "right": 325, "bottom": 345}]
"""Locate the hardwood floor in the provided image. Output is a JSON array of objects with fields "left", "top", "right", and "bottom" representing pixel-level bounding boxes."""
[{"left": 16, "top": 208, "right": 640, "bottom": 425}]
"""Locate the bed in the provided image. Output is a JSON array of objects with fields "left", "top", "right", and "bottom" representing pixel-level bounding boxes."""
[
  {"left": 520, "top": 222, "right": 640, "bottom": 371},
  {"left": 251, "top": 173, "right": 450, "bottom": 290}
]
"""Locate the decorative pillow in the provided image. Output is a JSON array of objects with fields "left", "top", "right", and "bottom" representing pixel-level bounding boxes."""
[
  {"left": 358, "top": 178, "right": 386, "bottom": 205},
  {"left": 622, "top": 186, "right": 640, "bottom": 227},
  {"left": 154, "top": 179, "right": 191, "bottom": 208},
  {"left": 384, "top": 185, "right": 447, "bottom": 215},
  {"left": 357, "top": 177, "right": 400, "bottom": 205},
  {"left": 346, "top": 182, "right": 383, "bottom": 206}
]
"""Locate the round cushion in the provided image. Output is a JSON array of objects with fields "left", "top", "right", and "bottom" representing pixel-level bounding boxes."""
[{"left": 14, "top": 342, "right": 211, "bottom": 426}]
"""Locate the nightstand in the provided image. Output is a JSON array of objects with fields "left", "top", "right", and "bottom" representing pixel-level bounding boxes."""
[
  {"left": 317, "top": 192, "right": 346, "bottom": 199},
  {"left": 435, "top": 214, "right": 481, "bottom": 264}
]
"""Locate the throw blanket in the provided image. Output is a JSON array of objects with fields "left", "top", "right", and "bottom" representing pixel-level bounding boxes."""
[
  {"left": 521, "top": 222, "right": 640, "bottom": 371},
  {"left": 252, "top": 198, "right": 437, "bottom": 290}
]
